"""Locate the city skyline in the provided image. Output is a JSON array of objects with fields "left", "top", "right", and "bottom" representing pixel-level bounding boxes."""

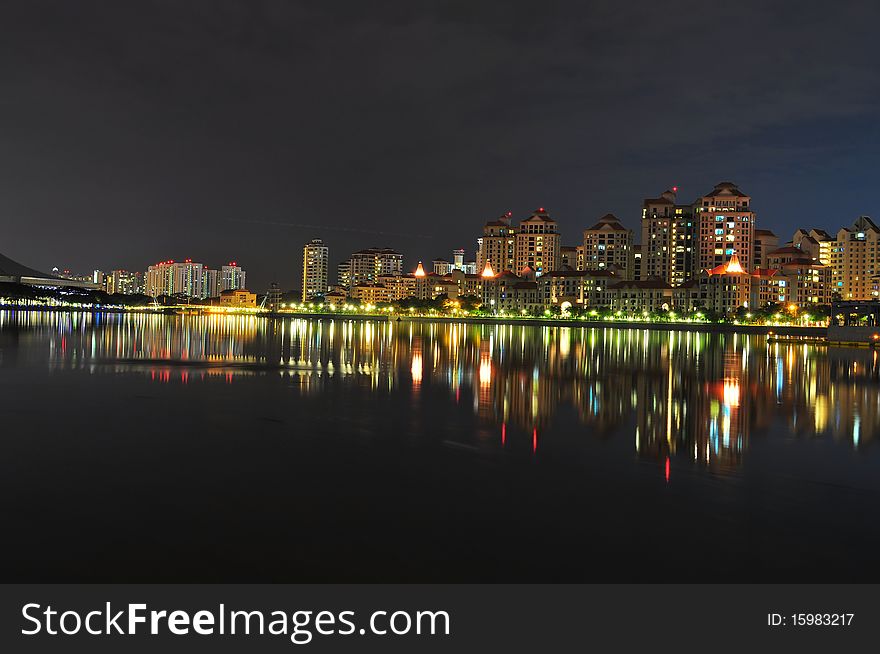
[
  {"left": 19, "top": 184, "right": 880, "bottom": 295},
  {"left": 4, "top": 2, "right": 880, "bottom": 292},
  {"left": 6, "top": 0, "right": 880, "bottom": 623},
  {"left": 25, "top": 180, "right": 877, "bottom": 308}
]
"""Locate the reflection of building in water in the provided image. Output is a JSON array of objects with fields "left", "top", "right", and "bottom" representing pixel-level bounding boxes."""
[
  {"left": 629, "top": 333, "right": 754, "bottom": 471},
  {"left": 825, "top": 347, "right": 880, "bottom": 449},
  {"left": 4, "top": 311, "right": 876, "bottom": 463}
]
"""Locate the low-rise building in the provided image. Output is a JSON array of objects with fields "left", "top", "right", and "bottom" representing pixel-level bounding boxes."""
[
  {"left": 376, "top": 274, "right": 419, "bottom": 301},
  {"left": 448, "top": 269, "right": 483, "bottom": 299},
  {"left": 604, "top": 278, "right": 674, "bottom": 313},
  {"left": 349, "top": 283, "right": 395, "bottom": 305},
  {"left": 540, "top": 270, "right": 585, "bottom": 308},
  {"left": 674, "top": 254, "right": 751, "bottom": 315},
  {"left": 219, "top": 289, "right": 257, "bottom": 308},
  {"left": 791, "top": 228, "right": 833, "bottom": 265},
  {"left": 538, "top": 269, "right": 619, "bottom": 309},
  {"left": 324, "top": 289, "right": 348, "bottom": 308},
  {"left": 482, "top": 271, "right": 543, "bottom": 314}
]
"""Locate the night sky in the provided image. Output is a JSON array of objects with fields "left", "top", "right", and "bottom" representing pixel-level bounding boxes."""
[{"left": 2, "top": 0, "right": 879, "bottom": 291}]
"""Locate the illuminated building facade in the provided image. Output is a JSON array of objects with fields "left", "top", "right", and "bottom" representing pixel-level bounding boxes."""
[
  {"left": 481, "top": 271, "right": 543, "bottom": 314},
  {"left": 540, "top": 270, "right": 587, "bottom": 307},
  {"left": 513, "top": 209, "right": 560, "bottom": 277},
  {"left": 640, "top": 188, "right": 698, "bottom": 286},
  {"left": 695, "top": 182, "right": 755, "bottom": 273},
  {"left": 145, "top": 259, "right": 205, "bottom": 298},
  {"left": 219, "top": 289, "right": 257, "bottom": 308},
  {"left": 674, "top": 253, "right": 751, "bottom": 314},
  {"left": 830, "top": 216, "right": 880, "bottom": 300},
  {"left": 476, "top": 213, "right": 516, "bottom": 274},
  {"left": 448, "top": 269, "right": 483, "bottom": 298},
  {"left": 221, "top": 262, "right": 247, "bottom": 292},
  {"left": 107, "top": 270, "right": 144, "bottom": 295},
  {"left": 751, "top": 261, "right": 832, "bottom": 307},
  {"left": 583, "top": 213, "right": 633, "bottom": 278},
  {"left": 336, "top": 261, "right": 351, "bottom": 289},
  {"left": 203, "top": 269, "right": 221, "bottom": 298},
  {"left": 350, "top": 283, "right": 396, "bottom": 304},
  {"left": 538, "top": 269, "right": 619, "bottom": 308},
  {"left": 432, "top": 259, "right": 451, "bottom": 275},
  {"left": 342, "top": 248, "right": 403, "bottom": 289},
  {"left": 640, "top": 190, "right": 674, "bottom": 281},
  {"left": 604, "top": 278, "right": 674, "bottom": 312},
  {"left": 791, "top": 228, "right": 834, "bottom": 265},
  {"left": 302, "top": 238, "right": 329, "bottom": 301},
  {"left": 432, "top": 248, "right": 476, "bottom": 275},
  {"left": 632, "top": 244, "right": 643, "bottom": 281}
]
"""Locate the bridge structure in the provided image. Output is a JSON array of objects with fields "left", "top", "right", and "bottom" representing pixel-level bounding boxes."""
[{"left": 0, "top": 252, "right": 96, "bottom": 289}]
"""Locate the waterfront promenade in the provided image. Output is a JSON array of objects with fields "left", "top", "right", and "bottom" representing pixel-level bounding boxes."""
[{"left": 0, "top": 304, "right": 828, "bottom": 337}]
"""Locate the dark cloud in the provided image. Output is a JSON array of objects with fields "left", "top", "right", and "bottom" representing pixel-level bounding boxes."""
[{"left": 1, "top": 0, "right": 878, "bottom": 288}]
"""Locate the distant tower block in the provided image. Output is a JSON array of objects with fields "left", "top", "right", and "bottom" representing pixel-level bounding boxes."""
[
  {"left": 453, "top": 248, "right": 465, "bottom": 270},
  {"left": 267, "top": 282, "right": 283, "bottom": 311},
  {"left": 302, "top": 238, "right": 329, "bottom": 301}
]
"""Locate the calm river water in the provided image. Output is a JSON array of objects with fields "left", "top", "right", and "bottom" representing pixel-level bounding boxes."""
[{"left": 1, "top": 311, "right": 878, "bottom": 581}]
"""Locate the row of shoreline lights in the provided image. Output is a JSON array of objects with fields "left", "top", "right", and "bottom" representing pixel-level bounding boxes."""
[
  {"left": 0, "top": 298, "right": 824, "bottom": 325},
  {"left": 273, "top": 302, "right": 827, "bottom": 325}
]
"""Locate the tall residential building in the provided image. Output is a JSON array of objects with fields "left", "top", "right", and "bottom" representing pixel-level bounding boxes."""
[
  {"left": 221, "top": 262, "right": 246, "bottom": 292},
  {"left": 302, "top": 239, "right": 329, "bottom": 301},
  {"left": 669, "top": 206, "right": 697, "bottom": 286},
  {"left": 342, "top": 248, "right": 403, "bottom": 288},
  {"left": 173, "top": 260, "right": 204, "bottom": 298},
  {"left": 753, "top": 229, "right": 779, "bottom": 269},
  {"left": 640, "top": 187, "right": 696, "bottom": 285},
  {"left": 145, "top": 261, "right": 173, "bottom": 297},
  {"left": 477, "top": 212, "right": 516, "bottom": 274},
  {"left": 583, "top": 213, "right": 633, "bottom": 278},
  {"left": 336, "top": 261, "right": 351, "bottom": 289},
  {"left": 695, "top": 181, "right": 755, "bottom": 273},
  {"left": 107, "top": 270, "right": 144, "bottom": 295},
  {"left": 831, "top": 216, "right": 880, "bottom": 300},
  {"left": 203, "top": 268, "right": 221, "bottom": 298},
  {"left": 514, "top": 208, "right": 561, "bottom": 276},
  {"left": 641, "top": 189, "right": 676, "bottom": 282},
  {"left": 145, "top": 259, "right": 204, "bottom": 298},
  {"left": 632, "top": 244, "right": 643, "bottom": 282}
]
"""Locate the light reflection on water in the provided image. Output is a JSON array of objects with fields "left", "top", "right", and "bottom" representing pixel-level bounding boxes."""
[
  {"left": 5, "top": 309, "right": 880, "bottom": 581},
  {"left": 1, "top": 310, "right": 876, "bottom": 473}
]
